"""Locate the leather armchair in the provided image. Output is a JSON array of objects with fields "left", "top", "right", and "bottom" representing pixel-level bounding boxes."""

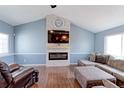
[{"left": 0, "top": 61, "right": 39, "bottom": 88}]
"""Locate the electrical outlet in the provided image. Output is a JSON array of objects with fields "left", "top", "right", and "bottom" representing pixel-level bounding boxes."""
[{"left": 24, "top": 59, "right": 26, "bottom": 62}]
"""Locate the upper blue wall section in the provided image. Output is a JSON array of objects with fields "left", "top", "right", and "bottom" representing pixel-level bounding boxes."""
[
  {"left": 15, "top": 19, "right": 94, "bottom": 54},
  {"left": 70, "top": 23, "right": 94, "bottom": 54},
  {"left": 14, "top": 19, "right": 46, "bottom": 53},
  {"left": 0, "top": 20, "right": 14, "bottom": 64},
  {"left": 95, "top": 25, "right": 124, "bottom": 53},
  {"left": 14, "top": 19, "right": 95, "bottom": 64}
]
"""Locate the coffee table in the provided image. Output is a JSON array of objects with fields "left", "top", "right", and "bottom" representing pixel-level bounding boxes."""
[{"left": 74, "top": 66, "right": 116, "bottom": 88}]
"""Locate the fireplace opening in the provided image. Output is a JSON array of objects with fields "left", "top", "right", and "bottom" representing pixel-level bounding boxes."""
[{"left": 49, "top": 52, "right": 68, "bottom": 60}]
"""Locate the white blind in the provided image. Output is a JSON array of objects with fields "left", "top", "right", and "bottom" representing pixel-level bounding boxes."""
[{"left": 0, "top": 33, "right": 9, "bottom": 53}]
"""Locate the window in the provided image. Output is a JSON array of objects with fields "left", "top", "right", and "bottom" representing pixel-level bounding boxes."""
[{"left": 0, "top": 33, "right": 9, "bottom": 53}]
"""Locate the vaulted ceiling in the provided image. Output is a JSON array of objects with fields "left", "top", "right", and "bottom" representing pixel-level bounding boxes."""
[{"left": 0, "top": 5, "right": 124, "bottom": 33}]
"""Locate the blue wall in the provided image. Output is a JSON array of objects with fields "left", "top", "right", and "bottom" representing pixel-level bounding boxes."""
[
  {"left": 0, "top": 55, "right": 14, "bottom": 64},
  {"left": 0, "top": 21, "right": 14, "bottom": 64},
  {"left": 15, "top": 54, "right": 46, "bottom": 64},
  {"left": 70, "top": 24, "right": 94, "bottom": 53},
  {"left": 14, "top": 19, "right": 46, "bottom": 53},
  {"left": 70, "top": 24, "right": 94, "bottom": 63},
  {"left": 14, "top": 19, "right": 46, "bottom": 64},
  {"left": 0, "top": 16, "right": 123, "bottom": 64},
  {"left": 95, "top": 25, "right": 124, "bottom": 53},
  {"left": 14, "top": 19, "right": 95, "bottom": 64}
]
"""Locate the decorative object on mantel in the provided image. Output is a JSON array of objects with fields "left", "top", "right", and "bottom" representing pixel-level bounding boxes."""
[{"left": 54, "top": 18, "right": 64, "bottom": 27}]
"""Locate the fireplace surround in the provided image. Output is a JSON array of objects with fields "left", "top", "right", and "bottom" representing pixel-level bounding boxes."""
[{"left": 46, "top": 14, "right": 70, "bottom": 66}]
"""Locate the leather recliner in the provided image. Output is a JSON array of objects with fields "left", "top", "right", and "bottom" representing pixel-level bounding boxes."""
[{"left": 0, "top": 61, "right": 39, "bottom": 88}]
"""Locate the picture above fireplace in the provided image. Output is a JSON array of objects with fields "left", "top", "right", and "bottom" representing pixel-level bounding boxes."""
[{"left": 48, "top": 30, "right": 69, "bottom": 43}]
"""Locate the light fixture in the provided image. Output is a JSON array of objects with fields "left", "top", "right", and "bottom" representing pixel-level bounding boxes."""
[
  {"left": 50, "top": 5, "right": 57, "bottom": 8},
  {"left": 50, "top": 30, "right": 54, "bottom": 33}
]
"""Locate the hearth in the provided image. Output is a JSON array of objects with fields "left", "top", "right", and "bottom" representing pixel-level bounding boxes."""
[{"left": 49, "top": 52, "right": 68, "bottom": 60}]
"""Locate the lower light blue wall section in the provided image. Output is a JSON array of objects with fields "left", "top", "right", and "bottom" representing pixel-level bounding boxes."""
[
  {"left": 95, "top": 25, "right": 124, "bottom": 53},
  {"left": 15, "top": 54, "right": 46, "bottom": 64},
  {"left": 15, "top": 54, "right": 89, "bottom": 64},
  {"left": 0, "top": 55, "right": 14, "bottom": 64},
  {"left": 70, "top": 54, "right": 89, "bottom": 63}
]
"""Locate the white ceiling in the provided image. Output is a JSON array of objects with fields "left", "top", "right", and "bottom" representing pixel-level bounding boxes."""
[{"left": 0, "top": 5, "right": 124, "bottom": 33}]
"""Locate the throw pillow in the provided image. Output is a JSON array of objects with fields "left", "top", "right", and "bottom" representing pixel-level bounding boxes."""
[
  {"left": 89, "top": 53, "right": 96, "bottom": 62},
  {"left": 95, "top": 55, "right": 110, "bottom": 64}
]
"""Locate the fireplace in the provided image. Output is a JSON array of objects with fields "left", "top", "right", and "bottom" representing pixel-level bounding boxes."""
[{"left": 49, "top": 52, "right": 68, "bottom": 60}]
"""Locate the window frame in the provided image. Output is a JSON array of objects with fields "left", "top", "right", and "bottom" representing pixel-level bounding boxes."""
[
  {"left": 104, "top": 33, "right": 124, "bottom": 59},
  {"left": 0, "top": 33, "right": 9, "bottom": 54}
]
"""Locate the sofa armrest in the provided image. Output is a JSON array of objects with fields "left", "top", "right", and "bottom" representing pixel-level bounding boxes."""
[
  {"left": 92, "top": 80, "right": 119, "bottom": 88},
  {"left": 9, "top": 64, "right": 20, "bottom": 73},
  {"left": 0, "top": 72, "right": 8, "bottom": 88},
  {"left": 102, "top": 80, "right": 119, "bottom": 88}
]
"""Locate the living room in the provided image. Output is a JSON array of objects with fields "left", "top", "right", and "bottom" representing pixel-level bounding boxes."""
[{"left": 1, "top": 4, "right": 124, "bottom": 89}]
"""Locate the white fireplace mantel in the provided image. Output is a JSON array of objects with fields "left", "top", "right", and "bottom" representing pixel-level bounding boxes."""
[{"left": 46, "top": 14, "right": 70, "bottom": 66}]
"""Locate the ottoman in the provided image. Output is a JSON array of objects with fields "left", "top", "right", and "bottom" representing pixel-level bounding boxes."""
[{"left": 74, "top": 66, "right": 116, "bottom": 88}]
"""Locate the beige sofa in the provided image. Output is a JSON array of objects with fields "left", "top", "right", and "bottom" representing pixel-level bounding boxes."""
[
  {"left": 92, "top": 80, "right": 119, "bottom": 88},
  {"left": 78, "top": 54, "right": 124, "bottom": 82}
]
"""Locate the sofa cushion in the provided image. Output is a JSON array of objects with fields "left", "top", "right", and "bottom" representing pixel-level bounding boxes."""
[
  {"left": 96, "top": 63, "right": 124, "bottom": 82},
  {"left": 96, "top": 64, "right": 119, "bottom": 75},
  {"left": 92, "top": 86, "right": 106, "bottom": 88},
  {"left": 78, "top": 60, "right": 96, "bottom": 66},
  {"left": 113, "top": 71, "right": 124, "bottom": 82},
  {"left": 95, "top": 55, "right": 110, "bottom": 64},
  {"left": 108, "top": 60, "right": 124, "bottom": 72},
  {"left": 12, "top": 66, "right": 34, "bottom": 84},
  {"left": 0, "top": 61, "right": 12, "bottom": 84}
]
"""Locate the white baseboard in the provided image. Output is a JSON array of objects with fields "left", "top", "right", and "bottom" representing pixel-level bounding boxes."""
[
  {"left": 70, "top": 63, "right": 77, "bottom": 65},
  {"left": 21, "top": 63, "right": 77, "bottom": 67},
  {"left": 21, "top": 64, "right": 46, "bottom": 67}
]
